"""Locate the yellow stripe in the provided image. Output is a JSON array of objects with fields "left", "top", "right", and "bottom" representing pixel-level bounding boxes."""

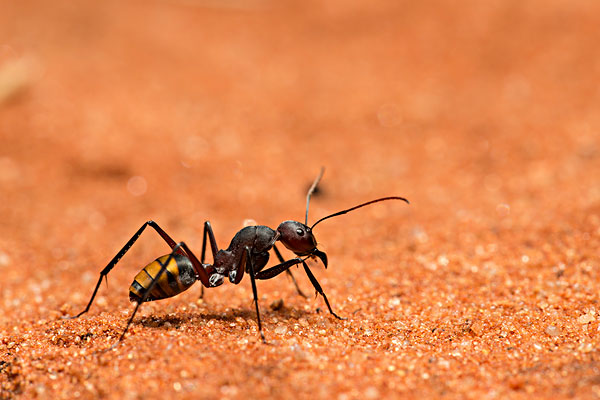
[
  {"left": 158, "top": 255, "right": 180, "bottom": 296},
  {"left": 129, "top": 255, "right": 186, "bottom": 300},
  {"left": 130, "top": 284, "right": 144, "bottom": 298}
]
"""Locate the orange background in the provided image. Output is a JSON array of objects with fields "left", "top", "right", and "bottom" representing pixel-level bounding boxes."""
[{"left": 1, "top": 1, "right": 599, "bottom": 398}]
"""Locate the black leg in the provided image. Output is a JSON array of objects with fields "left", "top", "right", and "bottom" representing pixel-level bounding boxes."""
[
  {"left": 113, "top": 243, "right": 184, "bottom": 345},
  {"left": 273, "top": 245, "right": 308, "bottom": 298},
  {"left": 255, "top": 257, "right": 304, "bottom": 280},
  {"left": 178, "top": 242, "right": 211, "bottom": 287},
  {"left": 243, "top": 246, "right": 266, "bottom": 343},
  {"left": 302, "top": 260, "right": 346, "bottom": 320},
  {"left": 201, "top": 221, "right": 219, "bottom": 261},
  {"left": 199, "top": 221, "right": 219, "bottom": 299},
  {"left": 68, "top": 220, "right": 180, "bottom": 319}
]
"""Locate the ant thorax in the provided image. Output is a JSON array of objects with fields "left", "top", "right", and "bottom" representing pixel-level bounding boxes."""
[{"left": 224, "top": 226, "right": 277, "bottom": 258}]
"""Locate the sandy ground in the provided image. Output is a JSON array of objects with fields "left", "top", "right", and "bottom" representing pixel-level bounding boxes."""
[{"left": 1, "top": 0, "right": 600, "bottom": 399}]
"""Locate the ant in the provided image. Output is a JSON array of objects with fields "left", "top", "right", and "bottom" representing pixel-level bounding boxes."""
[{"left": 66, "top": 169, "right": 409, "bottom": 344}]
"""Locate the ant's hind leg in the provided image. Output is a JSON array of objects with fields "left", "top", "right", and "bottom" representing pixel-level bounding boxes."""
[
  {"left": 67, "top": 220, "right": 181, "bottom": 319},
  {"left": 114, "top": 243, "right": 184, "bottom": 345}
]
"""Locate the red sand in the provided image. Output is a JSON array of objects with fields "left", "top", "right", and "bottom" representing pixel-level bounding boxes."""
[{"left": 1, "top": 1, "right": 600, "bottom": 398}]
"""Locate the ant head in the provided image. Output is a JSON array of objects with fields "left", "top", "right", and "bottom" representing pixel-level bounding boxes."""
[
  {"left": 277, "top": 168, "right": 409, "bottom": 269},
  {"left": 276, "top": 221, "right": 328, "bottom": 268},
  {"left": 276, "top": 221, "right": 317, "bottom": 255}
]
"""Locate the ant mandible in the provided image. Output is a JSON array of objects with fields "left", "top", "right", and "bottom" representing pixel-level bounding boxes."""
[{"left": 67, "top": 169, "right": 409, "bottom": 343}]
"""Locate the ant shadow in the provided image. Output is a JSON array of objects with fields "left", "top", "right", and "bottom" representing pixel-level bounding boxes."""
[{"left": 135, "top": 303, "right": 315, "bottom": 331}]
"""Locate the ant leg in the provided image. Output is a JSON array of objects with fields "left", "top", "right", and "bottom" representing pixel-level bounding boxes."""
[
  {"left": 68, "top": 220, "right": 182, "bottom": 319},
  {"left": 115, "top": 243, "right": 184, "bottom": 344},
  {"left": 273, "top": 245, "right": 308, "bottom": 298},
  {"left": 254, "top": 257, "right": 304, "bottom": 280},
  {"left": 201, "top": 221, "right": 219, "bottom": 261},
  {"left": 199, "top": 221, "right": 219, "bottom": 299},
  {"left": 301, "top": 260, "right": 346, "bottom": 320},
  {"left": 243, "top": 247, "right": 266, "bottom": 343},
  {"left": 177, "top": 242, "right": 211, "bottom": 287}
]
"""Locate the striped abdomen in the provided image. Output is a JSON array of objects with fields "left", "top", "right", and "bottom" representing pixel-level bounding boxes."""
[{"left": 129, "top": 253, "right": 196, "bottom": 303}]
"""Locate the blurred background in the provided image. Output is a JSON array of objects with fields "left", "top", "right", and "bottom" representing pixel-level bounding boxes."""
[
  {"left": 1, "top": 0, "right": 600, "bottom": 397},
  {"left": 2, "top": 0, "right": 597, "bottom": 250}
]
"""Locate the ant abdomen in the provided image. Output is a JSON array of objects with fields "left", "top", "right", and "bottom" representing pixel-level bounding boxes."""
[{"left": 129, "top": 253, "right": 196, "bottom": 303}]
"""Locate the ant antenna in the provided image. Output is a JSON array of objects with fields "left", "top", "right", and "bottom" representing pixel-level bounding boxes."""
[
  {"left": 305, "top": 167, "right": 325, "bottom": 225},
  {"left": 311, "top": 196, "right": 409, "bottom": 229}
]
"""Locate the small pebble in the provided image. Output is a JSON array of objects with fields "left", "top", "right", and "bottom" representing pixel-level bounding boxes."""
[
  {"left": 545, "top": 325, "right": 561, "bottom": 337},
  {"left": 275, "top": 325, "right": 288, "bottom": 335},
  {"left": 270, "top": 299, "right": 284, "bottom": 311},
  {"left": 578, "top": 313, "right": 595, "bottom": 324}
]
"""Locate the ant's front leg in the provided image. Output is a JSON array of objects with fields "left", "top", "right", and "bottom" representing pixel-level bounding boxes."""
[
  {"left": 273, "top": 245, "right": 308, "bottom": 298},
  {"left": 254, "top": 257, "right": 304, "bottom": 280},
  {"left": 255, "top": 256, "right": 344, "bottom": 320},
  {"left": 301, "top": 260, "right": 345, "bottom": 320}
]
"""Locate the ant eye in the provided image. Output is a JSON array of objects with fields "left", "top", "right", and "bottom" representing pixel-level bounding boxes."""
[{"left": 296, "top": 228, "right": 304, "bottom": 236}]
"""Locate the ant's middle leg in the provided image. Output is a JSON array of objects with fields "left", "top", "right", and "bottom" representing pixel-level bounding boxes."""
[
  {"left": 68, "top": 220, "right": 183, "bottom": 319},
  {"left": 273, "top": 245, "right": 308, "bottom": 298},
  {"left": 241, "top": 246, "right": 266, "bottom": 343},
  {"left": 199, "top": 221, "right": 219, "bottom": 299}
]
